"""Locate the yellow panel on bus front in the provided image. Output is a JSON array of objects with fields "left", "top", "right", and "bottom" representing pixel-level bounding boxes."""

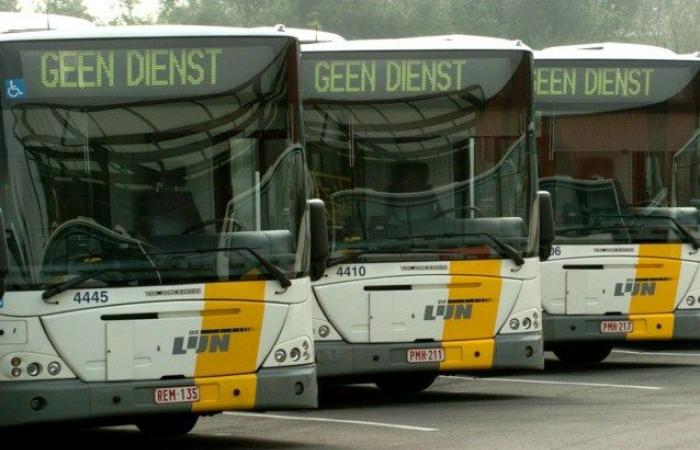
[
  {"left": 194, "top": 281, "right": 271, "bottom": 378},
  {"left": 441, "top": 260, "right": 503, "bottom": 342},
  {"left": 627, "top": 244, "right": 683, "bottom": 315}
]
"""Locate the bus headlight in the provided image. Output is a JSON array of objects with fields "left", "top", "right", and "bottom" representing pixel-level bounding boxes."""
[
  {"left": 11, "top": 357, "right": 21, "bottom": 367},
  {"left": 509, "top": 318, "right": 520, "bottom": 330},
  {"left": 47, "top": 361, "right": 62, "bottom": 376},
  {"left": 522, "top": 318, "right": 532, "bottom": 329},
  {"left": 274, "top": 349, "right": 287, "bottom": 363},
  {"left": 11, "top": 367, "right": 21, "bottom": 377},
  {"left": 290, "top": 348, "right": 301, "bottom": 361},
  {"left": 687, "top": 296, "right": 696, "bottom": 306},
  {"left": 26, "top": 362, "right": 42, "bottom": 377},
  {"left": 318, "top": 325, "right": 330, "bottom": 338}
]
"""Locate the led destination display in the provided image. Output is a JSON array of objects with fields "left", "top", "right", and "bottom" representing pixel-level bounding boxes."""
[
  {"left": 302, "top": 51, "right": 525, "bottom": 101},
  {"left": 535, "top": 63, "right": 699, "bottom": 107},
  {"left": 8, "top": 39, "right": 280, "bottom": 100}
]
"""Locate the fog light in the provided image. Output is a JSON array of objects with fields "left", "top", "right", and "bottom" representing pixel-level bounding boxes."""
[
  {"left": 290, "top": 348, "right": 301, "bottom": 361},
  {"left": 687, "top": 296, "right": 696, "bottom": 306},
  {"left": 274, "top": 349, "right": 287, "bottom": 363},
  {"left": 302, "top": 340, "right": 309, "bottom": 350},
  {"left": 303, "top": 351, "right": 310, "bottom": 360},
  {"left": 47, "top": 361, "right": 61, "bottom": 376},
  {"left": 11, "top": 367, "right": 21, "bottom": 377},
  {"left": 533, "top": 311, "right": 539, "bottom": 319},
  {"left": 27, "top": 362, "right": 42, "bottom": 377},
  {"left": 509, "top": 318, "right": 520, "bottom": 330},
  {"left": 533, "top": 320, "right": 539, "bottom": 329},
  {"left": 522, "top": 318, "right": 532, "bottom": 329},
  {"left": 318, "top": 325, "right": 330, "bottom": 338},
  {"left": 11, "top": 357, "right": 21, "bottom": 367}
]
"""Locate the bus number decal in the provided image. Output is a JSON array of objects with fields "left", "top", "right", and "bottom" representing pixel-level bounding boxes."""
[
  {"left": 336, "top": 266, "right": 367, "bottom": 277},
  {"left": 73, "top": 290, "right": 109, "bottom": 304},
  {"left": 550, "top": 246, "right": 561, "bottom": 256}
]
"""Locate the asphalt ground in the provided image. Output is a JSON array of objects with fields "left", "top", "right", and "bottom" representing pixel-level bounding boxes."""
[{"left": 18, "top": 345, "right": 700, "bottom": 449}]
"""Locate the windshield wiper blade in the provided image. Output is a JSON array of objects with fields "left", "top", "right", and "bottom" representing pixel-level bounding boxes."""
[
  {"left": 152, "top": 246, "right": 292, "bottom": 288},
  {"left": 326, "top": 248, "right": 464, "bottom": 268},
  {"left": 555, "top": 224, "right": 642, "bottom": 237},
  {"left": 407, "top": 232, "right": 525, "bottom": 266},
  {"left": 42, "top": 267, "right": 113, "bottom": 302},
  {"left": 599, "top": 215, "right": 700, "bottom": 250}
]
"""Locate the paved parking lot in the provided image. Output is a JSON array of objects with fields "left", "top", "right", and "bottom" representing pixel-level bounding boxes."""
[{"left": 24, "top": 346, "right": 700, "bottom": 449}]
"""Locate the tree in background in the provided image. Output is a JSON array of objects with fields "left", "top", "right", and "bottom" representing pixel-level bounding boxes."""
[
  {"left": 152, "top": 0, "right": 700, "bottom": 53},
  {"left": 35, "top": 0, "right": 94, "bottom": 21},
  {"left": 0, "top": 0, "right": 19, "bottom": 12},
  {"left": 110, "top": 0, "right": 153, "bottom": 25}
]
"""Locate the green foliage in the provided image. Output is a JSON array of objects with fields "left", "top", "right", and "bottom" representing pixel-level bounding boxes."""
[
  {"left": 0, "top": 0, "right": 20, "bottom": 12},
  {"left": 36, "top": 0, "right": 94, "bottom": 21},
  {"left": 149, "top": 0, "right": 700, "bottom": 53}
]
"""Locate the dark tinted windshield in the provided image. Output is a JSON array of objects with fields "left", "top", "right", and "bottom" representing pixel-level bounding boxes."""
[
  {"left": 536, "top": 60, "right": 700, "bottom": 245},
  {"left": 0, "top": 36, "right": 307, "bottom": 291},
  {"left": 303, "top": 50, "right": 534, "bottom": 261}
]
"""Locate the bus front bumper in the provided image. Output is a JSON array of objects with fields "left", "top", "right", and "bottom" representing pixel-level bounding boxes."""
[
  {"left": 315, "top": 333, "right": 543, "bottom": 378},
  {"left": 0, "top": 365, "right": 317, "bottom": 428},
  {"left": 543, "top": 310, "right": 700, "bottom": 345}
]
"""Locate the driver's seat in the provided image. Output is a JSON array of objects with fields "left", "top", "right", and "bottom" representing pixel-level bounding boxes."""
[{"left": 138, "top": 190, "right": 204, "bottom": 238}]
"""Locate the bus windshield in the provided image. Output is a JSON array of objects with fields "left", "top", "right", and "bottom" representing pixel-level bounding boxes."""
[
  {"left": 303, "top": 50, "right": 533, "bottom": 261},
  {"left": 536, "top": 60, "right": 700, "bottom": 245},
  {"left": 0, "top": 36, "right": 306, "bottom": 291}
]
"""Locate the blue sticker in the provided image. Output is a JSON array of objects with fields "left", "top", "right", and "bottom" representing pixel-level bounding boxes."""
[{"left": 4, "top": 79, "right": 25, "bottom": 100}]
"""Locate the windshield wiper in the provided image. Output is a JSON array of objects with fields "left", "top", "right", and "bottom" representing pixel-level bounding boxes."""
[
  {"left": 555, "top": 224, "right": 642, "bottom": 237},
  {"left": 42, "top": 267, "right": 113, "bottom": 302},
  {"left": 599, "top": 215, "right": 700, "bottom": 250},
  {"left": 152, "top": 246, "right": 292, "bottom": 288},
  {"left": 405, "top": 232, "right": 525, "bottom": 266},
  {"left": 326, "top": 248, "right": 462, "bottom": 268}
]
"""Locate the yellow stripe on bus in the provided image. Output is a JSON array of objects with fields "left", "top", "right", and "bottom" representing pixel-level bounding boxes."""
[
  {"left": 626, "top": 314, "right": 674, "bottom": 340},
  {"left": 439, "top": 338, "right": 496, "bottom": 371},
  {"left": 192, "top": 374, "right": 257, "bottom": 412},
  {"left": 194, "top": 281, "right": 267, "bottom": 377},
  {"left": 441, "top": 260, "right": 502, "bottom": 344},
  {"left": 626, "top": 244, "right": 681, "bottom": 340}
]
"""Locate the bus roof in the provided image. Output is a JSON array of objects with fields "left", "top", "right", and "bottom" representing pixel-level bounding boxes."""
[
  {"left": 250, "top": 25, "right": 345, "bottom": 44},
  {"left": 0, "top": 12, "right": 93, "bottom": 34},
  {"left": 536, "top": 42, "right": 697, "bottom": 62},
  {"left": 302, "top": 34, "right": 531, "bottom": 53},
  {"left": 0, "top": 24, "right": 299, "bottom": 43}
]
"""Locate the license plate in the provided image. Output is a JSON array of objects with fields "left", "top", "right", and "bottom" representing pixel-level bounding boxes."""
[
  {"left": 600, "top": 320, "right": 633, "bottom": 333},
  {"left": 407, "top": 348, "right": 445, "bottom": 363},
  {"left": 154, "top": 386, "right": 200, "bottom": 404}
]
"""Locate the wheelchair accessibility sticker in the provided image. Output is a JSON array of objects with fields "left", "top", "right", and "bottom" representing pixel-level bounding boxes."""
[{"left": 4, "top": 79, "right": 25, "bottom": 100}]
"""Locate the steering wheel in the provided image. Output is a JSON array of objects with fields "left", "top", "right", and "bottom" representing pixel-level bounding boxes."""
[
  {"left": 181, "top": 218, "right": 243, "bottom": 234},
  {"left": 433, "top": 205, "right": 484, "bottom": 219}
]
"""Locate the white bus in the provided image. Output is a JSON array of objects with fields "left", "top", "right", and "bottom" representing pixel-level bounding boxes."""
[
  {"left": 302, "top": 35, "right": 552, "bottom": 393},
  {"left": 0, "top": 25, "right": 327, "bottom": 434},
  {"left": 536, "top": 43, "right": 700, "bottom": 363},
  {"left": 0, "top": 11, "right": 93, "bottom": 33}
]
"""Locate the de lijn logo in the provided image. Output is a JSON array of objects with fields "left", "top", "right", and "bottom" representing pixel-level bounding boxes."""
[
  {"left": 424, "top": 299, "right": 479, "bottom": 320},
  {"left": 4, "top": 79, "right": 25, "bottom": 100},
  {"left": 613, "top": 277, "right": 671, "bottom": 296},
  {"left": 172, "top": 328, "right": 251, "bottom": 355}
]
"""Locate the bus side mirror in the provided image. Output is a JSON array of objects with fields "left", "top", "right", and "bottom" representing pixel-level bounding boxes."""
[
  {"left": 538, "top": 191, "right": 555, "bottom": 262},
  {"left": 309, "top": 199, "right": 329, "bottom": 281},
  {"left": 0, "top": 209, "right": 8, "bottom": 298}
]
